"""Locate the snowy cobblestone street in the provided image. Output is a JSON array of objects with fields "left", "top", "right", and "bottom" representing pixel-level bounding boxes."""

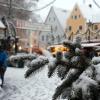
[{"left": 0, "top": 67, "right": 62, "bottom": 100}]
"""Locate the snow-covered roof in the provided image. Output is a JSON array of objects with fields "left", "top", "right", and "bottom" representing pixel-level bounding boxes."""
[
  {"left": 34, "top": 14, "right": 43, "bottom": 23},
  {"left": 0, "top": 20, "right": 5, "bottom": 29},
  {"left": 77, "top": 3, "right": 100, "bottom": 23},
  {"left": 53, "top": 4, "right": 100, "bottom": 27},
  {"left": 91, "top": 14, "right": 100, "bottom": 23},
  {"left": 53, "top": 7, "right": 70, "bottom": 30}
]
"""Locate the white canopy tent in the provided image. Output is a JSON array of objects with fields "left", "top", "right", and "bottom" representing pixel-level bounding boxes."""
[{"left": 82, "top": 43, "right": 100, "bottom": 48}]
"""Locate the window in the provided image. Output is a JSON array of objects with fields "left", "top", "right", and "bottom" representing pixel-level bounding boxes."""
[
  {"left": 71, "top": 16, "right": 73, "bottom": 19},
  {"left": 54, "top": 17, "right": 55, "bottom": 21},
  {"left": 94, "top": 25, "right": 98, "bottom": 30},
  {"left": 79, "top": 25, "right": 82, "bottom": 30},
  {"left": 65, "top": 27, "right": 68, "bottom": 32},
  {"left": 55, "top": 26, "right": 57, "bottom": 32},
  {"left": 79, "top": 15, "right": 81, "bottom": 18},
  {"left": 74, "top": 16, "right": 77, "bottom": 19},
  {"left": 42, "top": 35, "right": 44, "bottom": 41},
  {"left": 95, "top": 36, "right": 98, "bottom": 39},
  {"left": 51, "top": 26, "right": 53, "bottom": 33},
  {"left": 75, "top": 8, "right": 77, "bottom": 11},
  {"left": 69, "top": 26, "right": 72, "bottom": 31},
  {"left": 34, "top": 40, "right": 36, "bottom": 44},
  {"left": 46, "top": 35, "right": 48, "bottom": 41}
]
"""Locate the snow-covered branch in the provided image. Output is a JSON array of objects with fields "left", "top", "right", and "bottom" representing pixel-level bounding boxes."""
[
  {"left": 9, "top": 53, "right": 37, "bottom": 61},
  {"left": 25, "top": 56, "right": 49, "bottom": 78}
]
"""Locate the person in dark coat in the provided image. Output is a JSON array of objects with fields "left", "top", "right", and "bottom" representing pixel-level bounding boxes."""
[{"left": 0, "top": 46, "right": 8, "bottom": 87}]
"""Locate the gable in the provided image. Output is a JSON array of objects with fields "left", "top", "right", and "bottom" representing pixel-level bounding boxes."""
[
  {"left": 53, "top": 7, "right": 70, "bottom": 30},
  {"left": 78, "top": 4, "right": 100, "bottom": 23},
  {"left": 44, "top": 7, "right": 64, "bottom": 35},
  {"left": 68, "top": 4, "right": 85, "bottom": 21},
  {"left": 45, "top": 7, "right": 70, "bottom": 31},
  {"left": 45, "top": 7, "right": 54, "bottom": 24}
]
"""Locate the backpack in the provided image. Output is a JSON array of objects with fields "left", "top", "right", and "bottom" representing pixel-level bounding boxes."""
[{"left": 0, "top": 51, "right": 8, "bottom": 67}]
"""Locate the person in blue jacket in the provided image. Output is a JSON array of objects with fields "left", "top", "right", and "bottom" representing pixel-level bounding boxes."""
[{"left": 0, "top": 46, "right": 8, "bottom": 87}]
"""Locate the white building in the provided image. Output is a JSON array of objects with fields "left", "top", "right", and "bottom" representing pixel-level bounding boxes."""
[
  {"left": 16, "top": 21, "right": 51, "bottom": 51},
  {"left": 39, "top": 6, "right": 70, "bottom": 48}
]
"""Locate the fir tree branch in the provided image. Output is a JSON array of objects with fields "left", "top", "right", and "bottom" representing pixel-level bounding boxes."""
[
  {"left": 48, "top": 62, "right": 57, "bottom": 78},
  {"left": 25, "top": 56, "right": 49, "bottom": 78},
  {"left": 52, "top": 68, "right": 85, "bottom": 100},
  {"left": 9, "top": 53, "right": 37, "bottom": 61},
  {"left": 25, "top": 65, "right": 45, "bottom": 78},
  {"left": 57, "top": 65, "right": 70, "bottom": 80}
]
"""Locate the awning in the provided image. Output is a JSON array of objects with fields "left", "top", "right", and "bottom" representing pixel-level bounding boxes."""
[
  {"left": 82, "top": 43, "right": 100, "bottom": 47},
  {"left": 19, "top": 38, "right": 28, "bottom": 42},
  {"left": 0, "top": 21, "right": 5, "bottom": 29}
]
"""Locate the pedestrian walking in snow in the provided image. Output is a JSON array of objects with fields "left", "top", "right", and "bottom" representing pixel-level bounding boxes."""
[{"left": 0, "top": 46, "right": 8, "bottom": 87}]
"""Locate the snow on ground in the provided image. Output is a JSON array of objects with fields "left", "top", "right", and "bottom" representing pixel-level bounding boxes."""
[
  {"left": 0, "top": 67, "right": 63, "bottom": 100},
  {"left": 92, "top": 56, "right": 100, "bottom": 64}
]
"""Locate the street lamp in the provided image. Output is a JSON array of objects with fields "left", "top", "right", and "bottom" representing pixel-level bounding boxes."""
[{"left": 8, "top": 0, "right": 12, "bottom": 19}]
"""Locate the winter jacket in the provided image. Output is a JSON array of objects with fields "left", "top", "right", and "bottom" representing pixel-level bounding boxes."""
[{"left": 0, "top": 50, "right": 8, "bottom": 69}]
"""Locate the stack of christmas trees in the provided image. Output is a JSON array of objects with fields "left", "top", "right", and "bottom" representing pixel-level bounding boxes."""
[{"left": 8, "top": 37, "right": 100, "bottom": 100}]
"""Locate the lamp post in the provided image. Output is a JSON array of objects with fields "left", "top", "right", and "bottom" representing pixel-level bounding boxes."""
[
  {"left": 88, "top": 4, "right": 94, "bottom": 43},
  {"left": 8, "top": 0, "right": 12, "bottom": 19}
]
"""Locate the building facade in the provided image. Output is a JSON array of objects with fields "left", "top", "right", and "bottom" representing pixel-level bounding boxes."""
[
  {"left": 66, "top": 4, "right": 86, "bottom": 41},
  {"left": 39, "top": 7, "right": 69, "bottom": 48},
  {"left": 15, "top": 19, "right": 51, "bottom": 51},
  {"left": 0, "top": 0, "right": 46, "bottom": 52}
]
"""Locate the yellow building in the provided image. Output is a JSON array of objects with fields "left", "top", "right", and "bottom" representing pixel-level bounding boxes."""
[
  {"left": 65, "top": 4, "right": 100, "bottom": 42},
  {"left": 66, "top": 4, "right": 86, "bottom": 41}
]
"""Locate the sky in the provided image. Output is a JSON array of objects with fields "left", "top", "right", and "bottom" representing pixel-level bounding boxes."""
[{"left": 37, "top": 0, "right": 100, "bottom": 21}]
